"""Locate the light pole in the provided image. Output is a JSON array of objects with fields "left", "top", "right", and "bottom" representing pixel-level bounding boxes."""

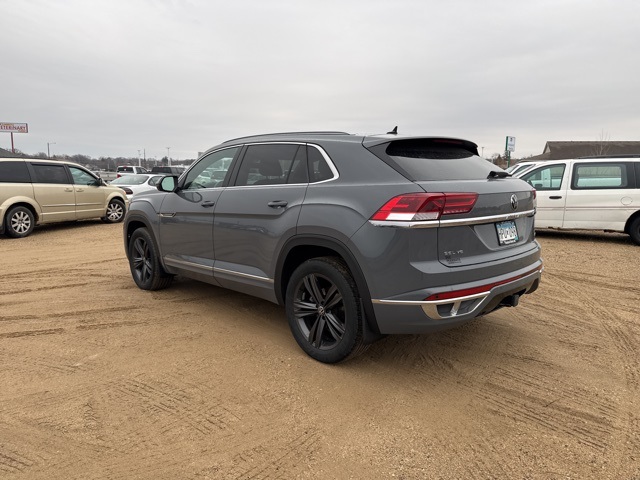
[
  {"left": 137, "top": 149, "right": 142, "bottom": 167},
  {"left": 47, "top": 142, "right": 56, "bottom": 158},
  {"left": 481, "top": 146, "right": 485, "bottom": 157},
  {"left": 166, "top": 147, "right": 171, "bottom": 166}
]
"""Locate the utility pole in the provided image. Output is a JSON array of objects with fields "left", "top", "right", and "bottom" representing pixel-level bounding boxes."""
[
  {"left": 47, "top": 142, "right": 56, "bottom": 158},
  {"left": 166, "top": 147, "right": 171, "bottom": 166}
]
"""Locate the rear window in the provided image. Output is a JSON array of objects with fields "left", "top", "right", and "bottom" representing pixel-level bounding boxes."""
[
  {"left": 0, "top": 161, "right": 31, "bottom": 183},
  {"left": 370, "top": 139, "right": 497, "bottom": 181},
  {"left": 117, "top": 166, "right": 134, "bottom": 172}
]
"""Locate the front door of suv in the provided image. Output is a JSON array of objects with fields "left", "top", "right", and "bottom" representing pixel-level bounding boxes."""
[
  {"left": 521, "top": 163, "right": 567, "bottom": 228},
  {"left": 157, "top": 147, "right": 239, "bottom": 281},
  {"left": 213, "top": 144, "right": 308, "bottom": 300}
]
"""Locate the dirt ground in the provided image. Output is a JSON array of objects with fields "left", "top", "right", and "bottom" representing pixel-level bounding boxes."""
[{"left": 1, "top": 221, "right": 639, "bottom": 480}]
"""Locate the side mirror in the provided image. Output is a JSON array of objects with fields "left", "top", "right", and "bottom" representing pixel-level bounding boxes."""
[{"left": 157, "top": 175, "right": 179, "bottom": 192}]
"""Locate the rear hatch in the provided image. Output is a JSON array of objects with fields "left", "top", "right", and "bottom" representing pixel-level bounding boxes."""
[{"left": 365, "top": 137, "right": 537, "bottom": 267}]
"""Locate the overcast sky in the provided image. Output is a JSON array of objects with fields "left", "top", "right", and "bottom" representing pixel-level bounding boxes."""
[{"left": 2, "top": 0, "right": 639, "bottom": 161}]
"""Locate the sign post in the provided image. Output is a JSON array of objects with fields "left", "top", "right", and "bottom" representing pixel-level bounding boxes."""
[
  {"left": 1, "top": 123, "right": 29, "bottom": 153},
  {"left": 505, "top": 136, "right": 516, "bottom": 167}
]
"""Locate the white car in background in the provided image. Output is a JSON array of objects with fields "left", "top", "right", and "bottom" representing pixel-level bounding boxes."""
[
  {"left": 519, "top": 156, "right": 640, "bottom": 244},
  {"left": 506, "top": 161, "right": 542, "bottom": 177},
  {"left": 109, "top": 174, "right": 163, "bottom": 198}
]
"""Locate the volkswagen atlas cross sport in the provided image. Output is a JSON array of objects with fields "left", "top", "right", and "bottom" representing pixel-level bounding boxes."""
[{"left": 123, "top": 131, "right": 542, "bottom": 363}]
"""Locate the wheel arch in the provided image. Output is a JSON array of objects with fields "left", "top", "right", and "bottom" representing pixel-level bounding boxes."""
[
  {"left": 1, "top": 200, "right": 40, "bottom": 234},
  {"left": 123, "top": 214, "right": 154, "bottom": 259},
  {"left": 275, "top": 235, "right": 381, "bottom": 339},
  {"left": 624, "top": 209, "right": 640, "bottom": 234}
]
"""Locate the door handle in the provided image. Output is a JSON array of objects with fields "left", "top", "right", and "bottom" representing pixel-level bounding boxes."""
[
  {"left": 268, "top": 200, "right": 288, "bottom": 208},
  {"left": 76, "top": 188, "right": 85, "bottom": 192},
  {"left": 549, "top": 196, "right": 563, "bottom": 200},
  {"left": 64, "top": 188, "right": 73, "bottom": 192},
  {"left": 201, "top": 201, "right": 215, "bottom": 208}
]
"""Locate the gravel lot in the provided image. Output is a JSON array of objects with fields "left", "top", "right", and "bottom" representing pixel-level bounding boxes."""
[{"left": 1, "top": 221, "right": 639, "bottom": 479}]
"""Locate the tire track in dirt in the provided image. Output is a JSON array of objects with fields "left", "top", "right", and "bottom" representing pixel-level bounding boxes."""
[{"left": 545, "top": 269, "right": 640, "bottom": 474}]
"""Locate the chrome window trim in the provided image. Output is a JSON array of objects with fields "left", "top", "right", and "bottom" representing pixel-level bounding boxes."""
[
  {"left": 210, "top": 141, "right": 339, "bottom": 187},
  {"left": 369, "top": 208, "right": 536, "bottom": 229}
]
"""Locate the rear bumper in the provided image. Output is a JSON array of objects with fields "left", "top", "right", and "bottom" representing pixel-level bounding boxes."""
[{"left": 371, "top": 261, "right": 542, "bottom": 334}]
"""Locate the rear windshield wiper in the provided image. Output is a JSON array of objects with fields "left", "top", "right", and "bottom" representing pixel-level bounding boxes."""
[{"left": 487, "top": 170, "right": 510, "bottom": 179}]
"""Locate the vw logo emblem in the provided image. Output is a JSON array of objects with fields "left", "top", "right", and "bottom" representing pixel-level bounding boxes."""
[{"left": 510, "top": 194, "right": 518, "bottom": 211}]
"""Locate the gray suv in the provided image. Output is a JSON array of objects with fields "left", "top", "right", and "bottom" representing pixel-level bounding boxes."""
[{"left": 123, "top": 132, "right": 542, "bottom": 363}]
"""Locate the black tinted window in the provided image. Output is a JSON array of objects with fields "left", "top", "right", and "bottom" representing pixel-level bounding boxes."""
[
  {"left": 308, "top": 146, "right": 333, "bottom": 182},
  {"left": 372, "top": 139, "right": 494, "bottom": 181},
  {"left": 183, "top": 147, "right": 238, "bottom": 190},
  {"left": 0, "top": 161, "right": 30, "bottom": 183},
  {"left": 235, "top": 144, "right": 300, "bottom": 186},
  {"left": 31, "top": 164, "right": 69, "bottom": 184}
]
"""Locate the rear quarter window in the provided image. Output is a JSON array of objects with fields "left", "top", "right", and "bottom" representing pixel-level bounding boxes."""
[
  {"left": 369, "top": 139, "right": 495, "bottom": 181},
  {"left": 0, "top": 161, "right": 31, "bottom": 183},
  {"left": 571, "top": 163, "right": 631, "bottom": 189}
]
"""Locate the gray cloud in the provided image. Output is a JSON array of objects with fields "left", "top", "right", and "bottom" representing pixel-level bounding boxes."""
[{"left": 2, "top": 0, "right": 639, "bottom": 160}]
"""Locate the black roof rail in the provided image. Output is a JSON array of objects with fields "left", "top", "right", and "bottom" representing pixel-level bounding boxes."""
[{"left": 222, "top": 131, "right": 351, "bottom": 144}]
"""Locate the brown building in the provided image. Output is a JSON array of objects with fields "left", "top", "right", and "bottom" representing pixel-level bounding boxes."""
[{"left": 528, "top": 141, "right": 640, "bottom": 161}]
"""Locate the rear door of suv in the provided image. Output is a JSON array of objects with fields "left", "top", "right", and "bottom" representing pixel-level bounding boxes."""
[{"left": 212, "top": 143, "right": 308, "bottom": 298}]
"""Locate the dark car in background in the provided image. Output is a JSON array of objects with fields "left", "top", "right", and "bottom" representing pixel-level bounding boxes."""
[
  {"left": 123, "top": 131, "right": 542, "bottom": 363},
  {"left": 150, "top": 166, "right": 186, "bottom": 175}
]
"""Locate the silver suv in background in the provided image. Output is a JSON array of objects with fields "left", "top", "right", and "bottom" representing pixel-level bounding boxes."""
[{"left": 123, "top": 132, "right": 542, "bottom": 363}]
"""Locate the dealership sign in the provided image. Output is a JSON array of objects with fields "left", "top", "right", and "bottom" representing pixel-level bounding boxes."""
[{"left": 1, "top": 122, "right": 28, "bottom": 133}]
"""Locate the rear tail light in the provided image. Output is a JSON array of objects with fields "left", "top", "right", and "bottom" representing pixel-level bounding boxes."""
[{"left": 371, "top": 193, "right": 478, "bottom": 222}]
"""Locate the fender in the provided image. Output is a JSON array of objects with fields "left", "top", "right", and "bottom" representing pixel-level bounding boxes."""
[{"left": 275, "top": 235, "right": 382, "bottom": 340}]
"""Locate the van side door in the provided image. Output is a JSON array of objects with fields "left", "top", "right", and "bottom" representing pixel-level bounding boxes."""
[
  {"left": 27, "top": 162, "right": 77, "bottom": 223},
  {"left": 563, "top": 161, "right": 636, "bottom": 231},
  {"left": 521, "top": 163, "right": 567, "bottom": 228}
]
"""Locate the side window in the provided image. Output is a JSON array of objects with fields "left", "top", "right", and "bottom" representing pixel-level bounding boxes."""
[
  {"left": 183, "top": 147, "right": 239, "bottom": 190},
  {"left": 235, "top": 144, "right": 300, "bottom": 187},
  {"left": 571, "top": 163, "right": 629, "bottom": 189},
  {"left": 635, "top": 162, "right": 640, "bottom": 189},
  {"left": 308, "top": 146, "right": 334, "bottom": 183},
  {"left": 31, "top": 164, "right": 70, "bottom": 184},
  {"left": 69, "top": 167, "right": 97, "bottom": 186},
  {"left": 0, "top": 161, "right": 31, "bottom": 183},
  {"left": 522, "top": 164, "right": 565, "bottom": 191}
]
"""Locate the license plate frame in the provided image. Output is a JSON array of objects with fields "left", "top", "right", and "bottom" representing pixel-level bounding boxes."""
[{"left": 496, "top": 220, "right": 519, "bottom": 245}]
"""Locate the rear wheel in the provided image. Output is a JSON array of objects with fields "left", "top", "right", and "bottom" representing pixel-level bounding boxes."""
[
  {"left": 629, "top": 216, "right": 640, "bottom": 245},
  {"left": 103, "top": 198, "right": 125, "bottom": 223},
  {"left": 128, "top": 228, "right": 173, "bottom": 290},
  {"left": 5, "top": 206, "right": 35, "bottom": 238},
  {"left": 285, "top": 257, "right": 368, "bottom": 363}
]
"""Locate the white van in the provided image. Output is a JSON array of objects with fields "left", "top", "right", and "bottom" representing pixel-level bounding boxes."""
[{"left": 519, "top": 156, "right": 640, "bottom": 245}]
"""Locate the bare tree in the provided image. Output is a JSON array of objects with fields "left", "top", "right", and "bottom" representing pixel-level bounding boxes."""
[{"left": 592, "top": 130, "right": 611, "bottom": 156}]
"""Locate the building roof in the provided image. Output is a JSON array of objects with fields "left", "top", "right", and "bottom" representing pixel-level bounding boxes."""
[{"left": 528, "top": 141, "right": 640, "bottom": 160}]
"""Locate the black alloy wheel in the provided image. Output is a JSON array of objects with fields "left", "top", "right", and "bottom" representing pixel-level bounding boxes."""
[
  {"left": 286, "top": 257, "right": 367, "bottom": 363},
  {"left": 128, "top": 228, "right": 173, "bottom": 290}
]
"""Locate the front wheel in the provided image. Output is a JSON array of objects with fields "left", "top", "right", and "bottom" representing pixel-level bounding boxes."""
[
  {"left": 285, "top": 257, "right": 368, "bottom": 363},
  {"left": 128, "top": 228, "right": 173, "bottom": 290},
  {"left": 102, "top": 198, "right": 125, "bottom": 223},
  {"left": 629, "top": 216, "right": 640, "bottom": 246},
  {"left": 5, "top": 206, "right": 35, "bottom": 238}
]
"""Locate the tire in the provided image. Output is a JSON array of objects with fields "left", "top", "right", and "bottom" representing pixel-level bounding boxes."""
[
  {"left": 285, "top": 257, "right": 368, "bottom": 363},
  {"left": 5, "top": 206, "right": 35, "bottom": 238},
  {"left": 629, "top": 216, "right": 640, "bottom": 246},
  {"left": 128, "top": 228, "right": 173, "bottom": 290},
  {"left": 103, "top": 198, "right": 125, "bottom": 223}
]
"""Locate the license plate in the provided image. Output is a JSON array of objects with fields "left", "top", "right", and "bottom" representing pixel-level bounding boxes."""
[{"left": 496, "top": 220, "right": 519, "bottom": 245}]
